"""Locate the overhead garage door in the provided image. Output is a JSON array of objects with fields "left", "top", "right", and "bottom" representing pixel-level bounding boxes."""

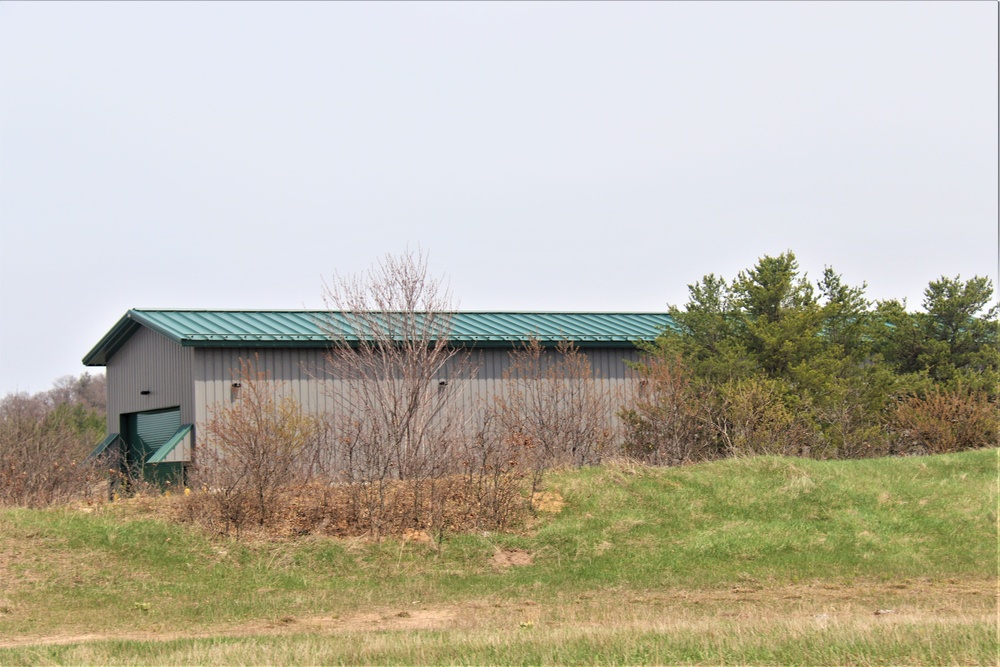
[
  {"left": 137, "top": 409, "right": 181, "bottom": 453},
  {"left": 125, "top": 407, "right": 183, "bottom": 485}
]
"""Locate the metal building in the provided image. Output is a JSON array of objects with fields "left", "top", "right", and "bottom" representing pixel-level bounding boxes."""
[{"left": 83, "top": 309, "right": 673, "bottom": 481}]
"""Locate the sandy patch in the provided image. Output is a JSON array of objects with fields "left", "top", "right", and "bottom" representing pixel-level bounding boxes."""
[
  {"left": 0, "top": 607, "right": 460, "bottom": 649},
  {"left": 402, "top": 529, "right": 433, "bottom": 543},
  {"left": 490, "top": 548, "right": 533, "bottom": 570}
]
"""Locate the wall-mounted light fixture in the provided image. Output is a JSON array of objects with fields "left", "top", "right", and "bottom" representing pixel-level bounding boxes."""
[
  {"left": 140, "top": 390, "right": 151, "bottom": 395},
  {"left": 230, "top": 382, "right": 241, "bottom": 401},
  {"left": 438, "top": 380, "right": 448, "bottom": 387}
]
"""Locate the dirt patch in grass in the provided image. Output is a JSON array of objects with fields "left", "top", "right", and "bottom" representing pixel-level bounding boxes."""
[
  {"left": 250, "top": 607, "right": 459, "bottom": 634},
  {"left": 402, "top": 529, "right": 433, "bottom": 543},
  {"left": 491, "top": 548, "right": 534, "bottom": 570}
]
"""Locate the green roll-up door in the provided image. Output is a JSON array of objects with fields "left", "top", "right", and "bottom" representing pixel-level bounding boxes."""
[
  {"left": 133, "top": 409, "right": 181, "bottom": 458},
  {"left": 126, "top": 408, "right": 183, "bottom": 485}
]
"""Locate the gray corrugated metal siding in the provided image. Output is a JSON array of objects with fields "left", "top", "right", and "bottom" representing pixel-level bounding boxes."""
[{"left": 106, "top": 327, "right": 196, "bottom": 432}]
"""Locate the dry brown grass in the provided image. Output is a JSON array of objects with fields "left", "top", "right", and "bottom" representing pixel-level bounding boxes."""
[{"left": 172, "top": 476, "right": 532, "bottom": 539}]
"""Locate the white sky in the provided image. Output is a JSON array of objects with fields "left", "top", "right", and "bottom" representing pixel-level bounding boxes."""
[{"left": 1, "top": 2, "right": 997, "bottom": 395}]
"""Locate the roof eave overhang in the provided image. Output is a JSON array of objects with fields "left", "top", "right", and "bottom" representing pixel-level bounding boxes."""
[
  {"left": 82, "top": 309, "right": 189, "bottom": 366},
  {"left": 82, "top": 312, "right": 139, "bottom": 366}
]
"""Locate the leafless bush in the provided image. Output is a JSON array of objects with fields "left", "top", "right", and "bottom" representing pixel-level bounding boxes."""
[
  {"left": 619, "top": 354, "right": 716, "bottom": 465},
  {"left": 0, "top": 393, "right": 106, "bottom": 507},
  {"left": 892, "top": 387, "right": 998, "bottom": 455},
  {"left": 193, "top": 356, "right": 318, "bottom": 534},
  {"left": 811, "top": 376, "right": 893, "bottom": 460},
  {"left": 493, "top": 339, "right": 618, "bottom": 489},
  {"left": 455, "top": 411, "right": 530, "bottom": 530}
]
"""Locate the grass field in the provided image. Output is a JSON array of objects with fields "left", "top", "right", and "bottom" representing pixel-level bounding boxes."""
[{"left": 0, "top": 449, "right": 996, "bottom": 665}]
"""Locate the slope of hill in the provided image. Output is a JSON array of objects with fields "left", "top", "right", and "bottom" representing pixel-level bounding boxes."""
[{"left": 0, "top": 449, "right": 995, "bottom": 665}]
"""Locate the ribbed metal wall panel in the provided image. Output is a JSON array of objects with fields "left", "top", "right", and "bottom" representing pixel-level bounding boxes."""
[
  {"left": 106, "top": 327, "right": 195, "bottom": 432},
  {"left": 192, "top": 345, "right": 642, "bottom": 440},
  {"left": 193, "top": 347, "right": 337, "bottom": 426}
]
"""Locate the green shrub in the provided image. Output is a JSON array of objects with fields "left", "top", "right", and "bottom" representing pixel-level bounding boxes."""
[{"left": 708, "top": 377, "right": 813, "bottom": 457}]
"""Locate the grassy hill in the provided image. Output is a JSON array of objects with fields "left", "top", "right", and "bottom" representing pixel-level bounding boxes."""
[{"left": 0, "top": 449, "right": 996, "bottom": 665}]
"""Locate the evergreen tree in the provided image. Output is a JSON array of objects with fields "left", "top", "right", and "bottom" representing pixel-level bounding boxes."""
[{"left": 874, "top": 275, "right": 998, "bottom": 394}]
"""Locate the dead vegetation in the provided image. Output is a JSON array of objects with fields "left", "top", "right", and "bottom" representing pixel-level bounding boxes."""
[
  {"left": 0, "top": 388, "right": 108, "bottom": 508},
  {"left": 177, "top": 476, "right": 532, "bottom": 539}
]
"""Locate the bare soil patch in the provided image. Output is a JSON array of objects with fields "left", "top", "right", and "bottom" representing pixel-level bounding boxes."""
[
  {"left": 490, "top": 548, "right": 534, "bottom": 570},
  {"left": 0, "top": 607, "right": 460, "bottom": 649},
  {"left": 402, "top": 528, "right": 433, "bottom": 543}
]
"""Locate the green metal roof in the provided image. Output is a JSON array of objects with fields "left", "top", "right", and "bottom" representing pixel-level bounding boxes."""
[
  {"left": 85, "top": 433, "right": 123, "bottom": 462},
  {"left": 84, "top": 309, "right": 675, "bottom": 366}
]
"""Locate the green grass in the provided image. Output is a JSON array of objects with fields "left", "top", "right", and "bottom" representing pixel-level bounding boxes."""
[
  {"left": 0, "top": 449, "right": 996, "bottom": 664},
  {"left": 5, "top": 620, "right": 997, "bottom": 667},
  {"left": 535, "top": 450, "right": 995, "bottom": 587}
]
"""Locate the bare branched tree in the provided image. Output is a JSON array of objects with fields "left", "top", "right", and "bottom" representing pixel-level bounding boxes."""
[{"left": 320, "top": 250, "right": 472, "bottom": 536}]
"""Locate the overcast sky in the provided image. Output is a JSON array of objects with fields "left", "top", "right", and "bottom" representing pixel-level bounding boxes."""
[{"left": 1, "top": 2, "right": 997, "bottom": 395}]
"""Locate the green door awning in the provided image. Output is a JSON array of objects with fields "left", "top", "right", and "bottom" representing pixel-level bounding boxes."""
[
  {"left": 86, "top": 433, "right": 123, "bottom": 462},
  {"left": 147, "top": 424, "right": 193, "bottom": 464}
]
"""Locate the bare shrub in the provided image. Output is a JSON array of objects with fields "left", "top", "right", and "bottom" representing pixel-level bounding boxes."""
[
  {"left": 892, "top": 387, "right": 998, "bottom": 455},
  {"left": 493, "top": 339, "right": 618, "bottom": 489},
  {"left": 0, "top": 393, "right": 105, "bottom": 507},
  {"left": 456, "top": 411, "right": 530, "bottom": 530},
  {"left": 194, "top": 356, "right": 318, "bottom": 533},
  {"left": 619, "top": 354, "right": 715, "bottom": 465},
  {"left": 811, "top": 373, "right": 894, "bottom": 460}
]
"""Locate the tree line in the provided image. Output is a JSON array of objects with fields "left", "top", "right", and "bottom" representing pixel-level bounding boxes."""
[{"left": 622, "top": 251, "right": 997, "bottom": 464}]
